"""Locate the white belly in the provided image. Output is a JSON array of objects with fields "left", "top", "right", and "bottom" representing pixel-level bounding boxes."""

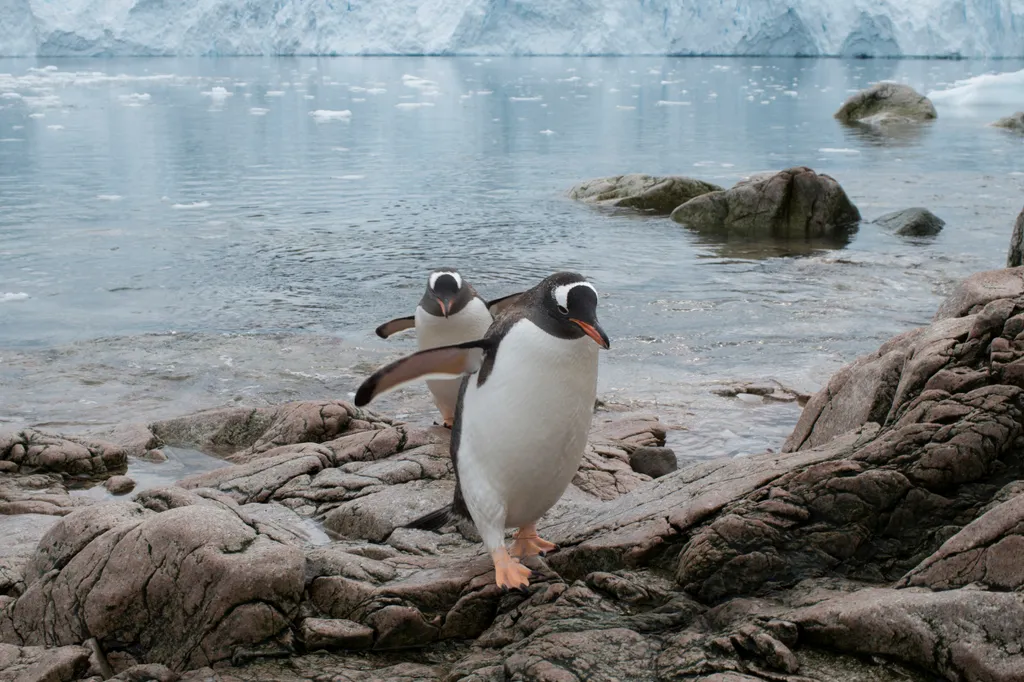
[
  {"left": 414, "top": 298, "right": 493, "bottom": 417},
  {"left": 457, "top": 320, "right": 599, "bottom": 530}
]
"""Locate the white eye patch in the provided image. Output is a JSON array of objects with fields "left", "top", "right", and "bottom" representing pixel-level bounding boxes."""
[
  {"left": 429, "top": 270, "right": 462, "bottom": 290},
  {"left": 553, "top": 281, "right": 596, "bottom": 309}
]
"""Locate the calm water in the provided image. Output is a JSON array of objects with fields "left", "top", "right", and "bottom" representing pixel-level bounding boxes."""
[{"left": 2, "top": 57, "right": 1023, "bottom": 459}]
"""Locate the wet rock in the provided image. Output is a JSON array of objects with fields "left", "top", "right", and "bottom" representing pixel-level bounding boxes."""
[
  {"left": 993, "top": 111, "right": 1024, "bottom": 131},
  {"left": 301, "top": 618, "right": 374, "bottom": 651},
  {"left": 104, "top": 475, "right": 136, "bottom": 495},
  {"left": 323, "top": 480, "right": 455, "bottom": 542},
  {"left": 711, "top": 381, "right": 810, "bottom": 404},
  {"left": 0, "top": 430, "right": 126, "bottom": 478},
  {"left": 670, "top": 167, "right": 860, "bottom": 241},
  {"left": 934, "top": 266, "right": 1024, "bottom": 320},
  {"left": 1008, "top": 205, "right": 1024, "bottom": 267},
  {"left": 629, "top": 446, "right": 677, "bottom": 479},
  {"left": 873, "top": 207, "right": 945, "bottom": 237},
  {"left": 568, "top": 174, "right": 723, "bottom": 214},
  {"left": 793, "top": 588, "right": 1024, "bottom": 682},
  {"left": 0, "top": 643, "right": 91, "bottom": 681},
  {"left": 834, "top": 82, "right": 937, "bottom": 125}
]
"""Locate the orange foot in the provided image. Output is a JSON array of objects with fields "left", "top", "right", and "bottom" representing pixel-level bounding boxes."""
[
  {"left": 492, "top": 547, "right": 531, "bottom": 591},
  {"left": 510, "top": 523, "right": 558, "bottom": 558}
]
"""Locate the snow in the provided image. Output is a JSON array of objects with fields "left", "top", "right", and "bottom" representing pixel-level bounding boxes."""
[{"left": 5, "top": 0, "right": 1022, "bottom": 57}]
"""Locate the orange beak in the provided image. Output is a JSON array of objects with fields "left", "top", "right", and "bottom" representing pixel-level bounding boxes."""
[{"left": 571, "top": 319, "right": 610, "bottom": 349}]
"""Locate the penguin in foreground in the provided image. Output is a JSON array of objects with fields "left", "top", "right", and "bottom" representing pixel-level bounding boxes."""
[
  {"left": 374, "top": 269, "right": 522, "bottom": 428},
  {"left": 356, "top": 272, "right": 609, "bottom": 590}
]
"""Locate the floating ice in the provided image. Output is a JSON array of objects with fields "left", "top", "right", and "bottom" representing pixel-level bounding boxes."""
[
  {"left": 46, "top": 124, "right": 64, "bottom": 130},
  {"left": 249, "top": 107, "right": 269, "bottom": 115},
  {"left": 509, "top": 96, "right": 542, "bottom": 102},
  {"left": 172, "top": 201, "right": 211, "bottom": 209},
  {"left": 118, "top": 93, "right": 151, "bottom": 105},
  {"left": 309, "top": 109, "right": 352, "bottom": 121},
  {"left": 539, "top": 129, "right": 555, "bottom": 135},
  {"left": 201, "top": 87, "right": 232, "bottom": 100},
  {"left": 1, "top": 293, "right": 29, "bottom": 302},
  {"left": 818, "top": 148, "right": 861, "bottom": 154},
  {"left": 928, "top": 68, "right": 1024, "bottom": 110},
  {"left": 615, "top": 105, "right": 636, "bottom": 110},
  {"left": 265, "top": 90, "right": 285, "bottom": 97},
  {"left": 96, "top": 194, "right": 123, "bottom": 201},
  {"left": 394, "top": 102, "right": 434, "bottom": 109},
  {"left": 335, "top": 175, "right": 365, "bottom": 180},
  {"left": 657, "top": 100, "right": 691, "bottom": 106}
]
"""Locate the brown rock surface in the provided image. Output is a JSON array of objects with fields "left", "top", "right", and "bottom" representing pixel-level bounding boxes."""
[
  {"left": 670, "top": 167, "right": 860, "bottom": 241},
  {"left": 7, "top": 267, "right": 1024, "bottom": 680},
  {"left": 568, "top": 174, "right": 723, "bottom": 214},
  {"left": 834, "top": 82, "right": 937, "bottom": 125}
]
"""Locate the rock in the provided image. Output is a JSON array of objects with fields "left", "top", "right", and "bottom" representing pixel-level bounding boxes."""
[
  {"left": 323, "top": 480, "right": 455, "bottom": 542},
  {"left": 0, "top": 472, "right": 93, "bottom": 517},
  {"left": 934, "top": 266, "right": 1024, "bottom": 320},
  {"left": 0, "top": 430, "right": 126, "bottom": 478},
  {"left": 104, "top": 475, "right": 136, "bottom": 495},
  {"left": 873, "top": 207, "right": 945, "bottom": 237},
  {"left": 670, "top": 167, "right": 860, "bottom": 241},
  {"left": 793, "top": 588, "right": 1024, "bottom": 682},
  {"left": 110, "top": 663, "right": 180, "bottom": 681},
  {"left": 900, "top": 491, "right": 1024, "bottom": 591},
  {"left": 568, "top": 174, "right": 723, "bottom": 214},
  {"left": 301, "top": 618, "right": 374, "bottom": 651},
  {"left": 834, "top": 82, "right": 937, "bottom": 125},
  {"left": 1008, "top": 205, "right": 1024, "bottom": 267},
  {"left": 0, "top": 643, "right": 91, "bottom": 681},
  {"left": 629, "top": 446, "right": 677, "bottom": 478},
  {"left": 3, "top": 500, "right": 305, "bottom": 671},
  {"left": 993, "top": 111, "right": 1024, "bottom": 131}
]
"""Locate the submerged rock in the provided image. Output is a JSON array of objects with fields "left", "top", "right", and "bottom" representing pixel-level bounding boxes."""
[
  {"left": 993, "top": 111, "right": 1024, "bottom": 131},
  {"left": 834, "top": 82, "right": 937, "bottom": 125},
  {"left": 568, "top": 174, "right": 723, "bottom": 214},
  {"left": 670, "top": 167, "right": 860, "bottom": 241},
  {"left": 873, "top": 207, "right": 945, "bottom": 237},
  {"left": 104, "top": 475, "right": 136, "bottom": 495}
]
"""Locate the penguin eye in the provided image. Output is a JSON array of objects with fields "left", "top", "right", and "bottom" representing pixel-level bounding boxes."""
[{"left": 557, "top": 305, "right": 569, "bottom": 315}]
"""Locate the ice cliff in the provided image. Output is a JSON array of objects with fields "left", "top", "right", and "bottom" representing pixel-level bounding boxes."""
[{"left": 1, "top": 0, "right": 1023, "bottom": 58}]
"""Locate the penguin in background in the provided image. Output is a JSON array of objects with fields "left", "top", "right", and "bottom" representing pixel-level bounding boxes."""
[
  {"left": 357, "top": 272, "right": 609, "bottom": 590},
  {"left": 374, "top": 269, "right": 522, "bottom": 428}
]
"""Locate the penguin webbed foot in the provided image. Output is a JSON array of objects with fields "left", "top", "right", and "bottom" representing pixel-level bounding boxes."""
[
  {"left": 510, "top": 524, "right": 558, "bottom": 558},
  {"left": 492, "top": 548, "right": 531, "bottom": 591},
  {"left": 431, "top": 420, "right": 453, "bottom": 430}
]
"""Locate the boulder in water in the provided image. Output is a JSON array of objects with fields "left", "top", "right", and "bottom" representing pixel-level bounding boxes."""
[
  {"left": 993, "top": 112, "right": 1024, "bottom": 131},
  {"left": 1009, "top": 205, "right": 1024, "bottom": 267},
  {"left": 873, "top": 207, "right": 944, "bottom": 237},
  {"left": 568, "top": 174, "right": 723, "bottom": 214},
  {"left": 670, "top": 167, "right": 860, "bottom": 240},
  {"left": 834, "top": 82, "right": 937, "bottom": 125}
]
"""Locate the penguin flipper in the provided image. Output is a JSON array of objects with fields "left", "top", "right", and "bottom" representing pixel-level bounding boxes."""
[
  {"left": 405, "top": 503, "right": 456, "bottom": 531},
  {"left": 375, "top": 315, "right": 416, "bottom": 339},
  {"left": 486, "top": 291, "right": 525, "bottom": 316},
  {"left": 354, "top": 340, "right": 489, "bottom": 407}
]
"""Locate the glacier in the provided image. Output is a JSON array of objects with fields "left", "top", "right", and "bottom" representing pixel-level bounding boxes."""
[{"left": 1, "top": 0, "right": 1024, "bottom": 58}]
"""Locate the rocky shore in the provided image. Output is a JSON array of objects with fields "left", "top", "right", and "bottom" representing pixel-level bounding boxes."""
[{"left": 3, "top": 266, "right": 1024, "bottom": 681}]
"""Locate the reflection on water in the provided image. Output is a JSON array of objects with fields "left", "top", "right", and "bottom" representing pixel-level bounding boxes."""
[
  {"left": 70, "top": 446, "right": 228, "bottom": 500},
  {"left": 1, "top": 56, "right": 1023, "bottom": 460}
]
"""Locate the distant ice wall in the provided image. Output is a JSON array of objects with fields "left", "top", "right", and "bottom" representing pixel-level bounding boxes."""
[{"left": 2, "top": 0, "right": 1024, "bottom": 58}]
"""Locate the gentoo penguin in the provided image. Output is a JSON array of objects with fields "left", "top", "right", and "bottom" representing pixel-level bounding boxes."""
[
  {"left": 356, "top": 272, "right": 609, "bottom": 590},
  {"left": 374, "top": 269, "right": 522, "bottom": 428}
]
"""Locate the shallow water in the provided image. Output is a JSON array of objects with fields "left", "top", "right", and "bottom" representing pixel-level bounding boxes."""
[{"left": 2, "top": 56, "right": 1024, "bottom": 460}]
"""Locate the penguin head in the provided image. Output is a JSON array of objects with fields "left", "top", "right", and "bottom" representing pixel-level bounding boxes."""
[
  {"left": 539, "top": 272, "right": 610, "bottom": 349},
  {"left": 424, "top": 269, "right": 464, "bottom": 318}
]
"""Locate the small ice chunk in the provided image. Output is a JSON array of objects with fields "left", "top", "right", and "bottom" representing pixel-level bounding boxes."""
[
  {"left": 97, "top": 194, "right": 123, "bottom": 201},
  {"left": 656, "top": 100, "right": 691, "bottom": 106},
  {"left": 539, "top": 129, "right": 555, "bottom": 135},
  {"left": 335, "top": 174, "right": 365, "bottom": 180},
  {"left": 249, "top": 107, "right": 269, "bottom": 115},
  {"left": 310, "top": 109, "right": 352, "bottom": 121},
  {"left": 172, "top": 201, "right": 211, "bottom": 209},
  {"left": 394, "top": 102, "right": 434, "bottom": 109},
  {"left": 510, "top": 96, "right": 542, "bottom": 102},
  {"left": 265, "top": 90, "right": 285, "bottom": 97},
  {"left": 616, "top": 105, "right": 636, "bottom": 110},
  {"left": 202, "top": 86, "right": 232, "bottom": 100},
  {"left": 1, "top": 292, "right": 29, "bottom": 302},
  {"left": 46, "top": 124, "right": 64, "bottom": 130},
  {"left": 818, "top": 148, "right": 861, "bottom": 154}
]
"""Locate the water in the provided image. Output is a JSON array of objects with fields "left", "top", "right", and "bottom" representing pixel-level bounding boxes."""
[{"left": 2, "top": 57, "right": 1023, "bottom": 460}]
